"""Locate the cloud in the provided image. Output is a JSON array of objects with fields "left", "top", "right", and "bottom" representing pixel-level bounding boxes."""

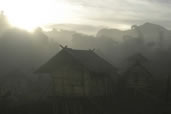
[
  {"left": 1, "top": 0, "right": 170, "bottom": 30},
  {"left": 63, "top": 0, "right": 171, "bottom": 29}
]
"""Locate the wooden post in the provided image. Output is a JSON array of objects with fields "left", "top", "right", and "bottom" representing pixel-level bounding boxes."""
[
  {"left": 82, "top": 68, "right": 86, "bottom": 96},
  {"left": 166, "top": 74, "right": 170, "bottom": 104},
  {"left": 51, "top": 73, "right": 56, "bottom": 96},
  {"left": 62, "top": 73, "right": 65, "bottom": 96}
]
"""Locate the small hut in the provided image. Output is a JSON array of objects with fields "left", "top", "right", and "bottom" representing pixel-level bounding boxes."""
[
  {"left": 123, "top": 61, "right": 152, "bottom": 90},
  {"left": 119, "top": 53, "right": 153, "bottom": 96},
  {"left": 36, "top": 47, "right": 117, "bottom": 97}
]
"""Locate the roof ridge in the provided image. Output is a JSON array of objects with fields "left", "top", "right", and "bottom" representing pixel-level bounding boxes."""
[{"left": 36, "top": 48, "right": 117, "bottom": 74}]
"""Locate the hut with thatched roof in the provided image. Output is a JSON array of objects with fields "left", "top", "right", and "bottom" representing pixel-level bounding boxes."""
[
  {"left": 36, "top": 46, "right": 117, "bottom": 97},
  {"left": 118, "top": 53, "right": 153, "bottom": 97}
]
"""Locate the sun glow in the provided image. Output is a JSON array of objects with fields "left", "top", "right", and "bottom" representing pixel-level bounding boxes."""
[{"left": 0, "top": 0, "right": 78, "bottom": 31}]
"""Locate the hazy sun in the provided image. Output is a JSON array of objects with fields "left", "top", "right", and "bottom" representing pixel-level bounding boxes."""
[{"left": 0, "top": 0, "right": 77, "bottom": 31}]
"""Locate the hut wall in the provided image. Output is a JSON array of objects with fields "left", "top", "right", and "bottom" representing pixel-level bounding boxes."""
[
  {"left": 51, "top": 66, "right": 111, "bottom": 97},
  {"left": 83, "top": 70, "right": 91, "bottom": 96},
  {"left": 126, "top": 71, "right": 150, "bottom": 89},
  {"left": 84, "top": 71, "right": 110, "bottom": 96},
  {"left": 52, "top": 66, "right": 85, "bottom": 96}
]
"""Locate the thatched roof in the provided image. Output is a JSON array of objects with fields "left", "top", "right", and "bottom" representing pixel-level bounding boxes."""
[
  {"left": 127, "top": 53, "right": 148, "bottom": 64},
  {"left": 36, "top": 48, "right": 116, "bottom": 74},
  {"left": 120, "top": 53, "right": 153, "bottom": 78},
  {"left": 124, "top": 62, "right": 153, "bottom": 78}
]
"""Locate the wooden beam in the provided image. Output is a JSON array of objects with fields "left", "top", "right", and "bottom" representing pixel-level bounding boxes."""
[
  {"left": 64, "top": 45, "right": 68, "bottom": 48},
  {"left": 59, "top": 44, "right": 65, "bottom": 49},
  {"left": 60, "top": 45, "right": 68, "bottom": 49}
]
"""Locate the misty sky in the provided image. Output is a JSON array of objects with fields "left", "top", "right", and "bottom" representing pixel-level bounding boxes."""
[
  {"left": 0, "top": 0, "right": 171, "bottom": 30},
  {"left": 65, "top": 0, "right": 171, "bottom": 29}
]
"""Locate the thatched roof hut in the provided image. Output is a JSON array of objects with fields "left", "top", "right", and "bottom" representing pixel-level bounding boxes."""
[{"left": 36, "top": 47, "right": 117, "bottom": 97}]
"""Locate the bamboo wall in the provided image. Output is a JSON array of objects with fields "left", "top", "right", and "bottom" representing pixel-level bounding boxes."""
[{"left": 51, "top": 67, "right": 111, "bottom": 97}]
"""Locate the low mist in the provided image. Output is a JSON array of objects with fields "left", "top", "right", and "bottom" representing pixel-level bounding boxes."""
[{"left": 0, "top": 10, "right": 171, "bottom": 114}]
